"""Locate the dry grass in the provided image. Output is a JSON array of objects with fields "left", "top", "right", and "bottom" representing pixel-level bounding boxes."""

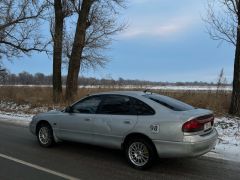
[{"left": 0, "top": 86, "right": 231, "bottom": 116}]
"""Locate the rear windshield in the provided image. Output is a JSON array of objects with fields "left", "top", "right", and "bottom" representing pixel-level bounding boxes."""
[{"left": 144, "top": 94, "right": 195, "bottom": 111}]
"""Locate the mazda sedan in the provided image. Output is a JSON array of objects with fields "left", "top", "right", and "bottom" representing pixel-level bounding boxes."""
[{"left": 29, "top": 91, "right": 218, "bottom": 169}]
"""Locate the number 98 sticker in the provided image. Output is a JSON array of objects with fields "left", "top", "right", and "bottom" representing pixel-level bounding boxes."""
[{"left": 150, "top": 125, "right": 160, "bottom": 133}]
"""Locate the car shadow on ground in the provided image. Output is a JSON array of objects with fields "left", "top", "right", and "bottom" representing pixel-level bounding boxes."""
[
  {"left": 28, "top": 133, "right": 240, "bottom": 180},
  {"left": 52, "top": 140, "right": 221, "bottom": 177}
]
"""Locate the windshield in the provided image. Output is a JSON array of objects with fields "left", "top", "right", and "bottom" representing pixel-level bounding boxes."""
[{"left": 144, "top": 94, "right": 195, "bottom": 111}]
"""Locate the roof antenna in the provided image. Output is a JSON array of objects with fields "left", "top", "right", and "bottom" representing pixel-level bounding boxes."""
[{"left": 144, "top": 89, "right": 152, "bottom": 94}]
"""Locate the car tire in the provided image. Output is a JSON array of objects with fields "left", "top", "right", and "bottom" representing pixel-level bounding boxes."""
[
  {"left": 125, "top": 137, "right": 156, "bottom": 170},
  {"left": 37, "top": 123, "right": 55, "bottom": 148}
]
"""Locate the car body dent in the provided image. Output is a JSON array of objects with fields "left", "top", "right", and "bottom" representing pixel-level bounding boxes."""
[{"left": 92, "top": 114, "right": 138, "bottom": 148}]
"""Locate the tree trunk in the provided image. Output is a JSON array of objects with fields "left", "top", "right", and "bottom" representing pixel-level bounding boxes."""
[
  {"left": 229, "top": 37, "right": 240, "bottom": 116},
  {"left": 229, "top": 5, "right": 240, "bottom": 116},
  {"left": 65, "top": 0, "right": 92, "bottom": 102},
  {"left": 52, "top": 0, "right": 63, "bottom": 103}
]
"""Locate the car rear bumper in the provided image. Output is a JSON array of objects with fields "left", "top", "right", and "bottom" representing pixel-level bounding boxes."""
[{"left": 153, "top": 128, "right": 218, "bottom": 158}]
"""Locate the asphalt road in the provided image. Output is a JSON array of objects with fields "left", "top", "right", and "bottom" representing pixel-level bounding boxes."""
[{"left": 0, "top": 122, "right": 239, "bottom": 180}]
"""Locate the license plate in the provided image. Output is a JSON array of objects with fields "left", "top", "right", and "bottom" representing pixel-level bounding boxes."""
[{"left": 204, "top": 122, "right": 211, "bottom": 130}]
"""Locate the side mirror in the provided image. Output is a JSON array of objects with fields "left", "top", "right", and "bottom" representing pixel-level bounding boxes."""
[{"left": 65, "top": 106, "right": 73, "bottom": 113}]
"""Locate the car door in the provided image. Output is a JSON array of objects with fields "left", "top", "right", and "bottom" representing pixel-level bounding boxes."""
[
  {"left": 58, "top": 96, "right": 102, "bottom": 144},
  {"left": 92, "top": 95, "right": 138, "bottom": 148}
]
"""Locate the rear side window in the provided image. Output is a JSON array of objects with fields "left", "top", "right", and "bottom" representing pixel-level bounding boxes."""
[
  {"left": 97, "top": 95, "right": 133, "bottom": 115},
  {"left": 144, "top": 94, "right": 194, "bottom": 111},
  {"left": 131, "top": 98, "right": 155, "bottom": 115}
]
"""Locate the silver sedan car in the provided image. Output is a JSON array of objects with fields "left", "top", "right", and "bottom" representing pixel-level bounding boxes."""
[{"left": 29, "top": 91, "right": 218, "bottom": 169}]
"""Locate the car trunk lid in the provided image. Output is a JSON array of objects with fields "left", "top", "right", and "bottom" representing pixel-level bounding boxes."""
[{"left": 180, "top": 109, "right": 214, "bottom": 135}]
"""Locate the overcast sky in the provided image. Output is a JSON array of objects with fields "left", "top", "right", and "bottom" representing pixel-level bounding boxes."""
[{"left": 3, "top": 0, "right": 235, "bottom": 82}]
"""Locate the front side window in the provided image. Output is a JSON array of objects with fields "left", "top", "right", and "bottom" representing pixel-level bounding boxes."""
[
  {"left": 72, "top": 96, "right": 102, "bottom": 114},
  {"left": 97, "top": 95, "right": 133, "bottom": 115}
]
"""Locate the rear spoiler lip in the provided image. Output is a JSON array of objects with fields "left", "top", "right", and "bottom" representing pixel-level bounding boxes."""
[{"left": 179, "top": 108, "right": 213, "bottom": 121}]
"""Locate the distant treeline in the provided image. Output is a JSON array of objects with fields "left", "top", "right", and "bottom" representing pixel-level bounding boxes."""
[{"left": 0, "top": 71, "right": 229, "bottom": 86}]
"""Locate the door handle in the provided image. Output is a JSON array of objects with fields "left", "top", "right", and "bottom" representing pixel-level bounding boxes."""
[
  {"left": 84, "top": 118, "right": 91, "bottom": 122},
  {"left": 124, "top": 121, "right": 131, "bottom": 124}
]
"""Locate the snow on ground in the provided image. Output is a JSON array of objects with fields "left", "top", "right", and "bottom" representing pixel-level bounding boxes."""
[
  {"left": 0, "top": 100, "right": 55, "bottom": 114},
  {"left": 0, "top": 101, "right": 61, "bottom": 126},
  {"left": 0, "top": 111, "right": 33, "bottom": 126},
  {"left": 0, "top": 108, "right": 239, "bottom": 162},
  {"left": 206, "top": 117, "right": 240, "bottom": 162},
  {"left": 0, "top": 100, "right": 31, "bottom": 112},
  {"left": 0, "top": 101, "right": 49, "bottom": 126},
  {"left": 0, "top": 85, "right": 233, "bottom": 91}
]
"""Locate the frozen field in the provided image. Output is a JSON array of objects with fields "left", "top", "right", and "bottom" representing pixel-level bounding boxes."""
[{"left": 0, "top": 85, "right": 232, "bottom": 91}]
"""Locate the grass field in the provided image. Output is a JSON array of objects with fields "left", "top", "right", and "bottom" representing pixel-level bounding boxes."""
[{"left": 0, "top": 86, "right": 231, "bottom": 116}]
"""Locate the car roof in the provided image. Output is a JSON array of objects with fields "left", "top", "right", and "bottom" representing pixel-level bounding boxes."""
[
  {"left": 90, "top": 91, "right": 146, "bottom": 97},
  {"left": 90, "top": 91, "right": 192, "bottom": 107}
]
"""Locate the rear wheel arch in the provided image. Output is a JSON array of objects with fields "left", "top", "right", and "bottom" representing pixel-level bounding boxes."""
[
  {"left": 122, "top": 133, "right": 157, "bottom": 152},
  {"left": 123, "top": 133, "right": 158, "bottom": 169}
]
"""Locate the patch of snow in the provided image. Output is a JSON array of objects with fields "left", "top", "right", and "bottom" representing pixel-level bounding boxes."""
[
  {"left": 0, "top": 101, "right": 30, "bottom": 112},
  {"left": 0, "top": 111, "right": 33, "bottom": 126},
  {"left": 0, "top": 101, "right": 62, "bottom": 126},
  {"left": 206, "top": 117, "right": 240, "bottom": 162},
  {"left": 0, "top": 100, "right": 50, "bottom": 114}
]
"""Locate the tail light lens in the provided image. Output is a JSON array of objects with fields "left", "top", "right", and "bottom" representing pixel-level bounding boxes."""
[{"left": 182, "top": 114, "right": 214, "bottom": 133}]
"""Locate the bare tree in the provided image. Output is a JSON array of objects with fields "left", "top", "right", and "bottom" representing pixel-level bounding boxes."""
[
  {"left": 0, "top": 62, "right": 7, "bottom": 84},
  {"left": 46, "top": 0, "right": 73, "bottom": 103},
  {"left": 0, "top": 70, "right": 8, "bottom": 85},
  {"left": 216, "top": 68, "right": 227, "bottom": 94},
  {"left": 52, "top": 0, "right": 64, "bottom": 103},
  {"left": 204, "top": 0, "right": 240, "bottom": 116},
  {"left": 65, "top": 0, "right": 125, "bottom": 101},
  {"left": 0, "top": 0, "right": 48, "bottom": 58}
]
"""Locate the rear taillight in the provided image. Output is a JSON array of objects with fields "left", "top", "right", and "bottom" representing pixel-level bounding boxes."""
[
  {"left": 182, "top": 119, "right": 203, "bottom": 132},
  {"left": 182, "top": 114, "right": 214, "bottom": 133}
]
